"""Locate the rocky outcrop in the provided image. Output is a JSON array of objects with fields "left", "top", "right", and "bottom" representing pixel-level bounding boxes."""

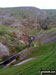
[{"left": 0, "top": 43, "right": 10, "bottom": 58}]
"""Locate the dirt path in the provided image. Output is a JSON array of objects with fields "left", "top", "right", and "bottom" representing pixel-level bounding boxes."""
[{"left": 14, "top": 57, "right": 36, "bottom": 66}]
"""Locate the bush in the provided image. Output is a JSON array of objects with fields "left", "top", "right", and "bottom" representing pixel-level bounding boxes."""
[{"left": 0, "top": 29, "right": 6, "bottom": 35}]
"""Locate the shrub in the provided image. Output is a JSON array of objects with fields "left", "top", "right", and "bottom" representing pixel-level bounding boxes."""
[{"left": 8, "top": 31, "right": 16, "bottom": 37}]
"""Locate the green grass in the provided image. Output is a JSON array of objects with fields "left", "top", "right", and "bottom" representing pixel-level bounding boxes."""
[
  {"left": 0, "top": 25, "right": 19, "bottom": 36},
  {"left": 0, "top": 25, "right": 18, "bottom": 31},
  {"left": 30, "top": 43, "right": 55, "bottom": 57},
  {"left": 0, "top": 43, "right": 56, "bottom": 75}
]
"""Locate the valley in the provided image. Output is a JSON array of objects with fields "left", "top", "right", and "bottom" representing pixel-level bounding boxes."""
[{"left": 0, "top": 7, "right": 56, "bottom": 75}]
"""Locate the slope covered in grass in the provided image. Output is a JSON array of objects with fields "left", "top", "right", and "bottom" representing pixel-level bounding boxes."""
[
  {"left": 0, "top": 43, "right": 56, "bottom": 75},
  {"left": 0, "top": 25, "right": 25, "bottom": 56}
]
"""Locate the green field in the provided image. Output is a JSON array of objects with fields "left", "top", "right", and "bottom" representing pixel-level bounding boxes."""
[{"left": 0, "top": 42, "right": 56, "bottom": 75}]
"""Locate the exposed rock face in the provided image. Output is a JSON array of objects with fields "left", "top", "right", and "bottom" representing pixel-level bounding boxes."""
[
  {"left": 0, "top": 43, "right": 10, "bottom": 58},
  {"left": 16, "top": 33, "right": 31, "bottom": 47},
  {"left": 40, "top": 36, "right": 56, "bottom": 45},
  {"left": 37, "top": 31, "right": 56, "bottom": 45}
]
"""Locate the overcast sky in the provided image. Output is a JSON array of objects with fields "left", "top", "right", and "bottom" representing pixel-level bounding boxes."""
[{"left": 0, "top": 0, "right": 56, "bottom": 9}]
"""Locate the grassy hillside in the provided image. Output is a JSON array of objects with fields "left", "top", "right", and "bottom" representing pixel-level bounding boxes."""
[
  {"left": 0, "top": 42, "right": 56, "bottom": 75},
  {"left": 0, "top": 25, "right": 25, "bottom": 55}
]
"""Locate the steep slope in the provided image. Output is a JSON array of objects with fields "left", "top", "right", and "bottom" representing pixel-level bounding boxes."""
[
  {"left": 0, "top": 7, "right": 56, "bottom": 31},
  {"left": 0, "top": 25, "right": 56, "bottom": 61},
  {"left": 0, "top": 25, "right": 25, "bottom": 60},
  {"left": 0, "top": 43, "right": 56, "bottom": 75},
  {"left": 0, "top": 7, "right": 47, "bottom": 30}
]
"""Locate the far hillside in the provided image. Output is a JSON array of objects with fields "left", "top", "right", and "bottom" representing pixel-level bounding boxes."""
[{"left": 0, "top": 7, "right": 56, "bottom": 30}]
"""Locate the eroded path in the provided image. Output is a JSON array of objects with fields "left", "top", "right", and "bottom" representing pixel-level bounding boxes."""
[{"left": 14, "top": 56, "right": 42, "bottom": 66}]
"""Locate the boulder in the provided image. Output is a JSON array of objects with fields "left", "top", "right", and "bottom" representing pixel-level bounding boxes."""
[{"left": 0, "top": 43, "right": 10, "bottom": 58}]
